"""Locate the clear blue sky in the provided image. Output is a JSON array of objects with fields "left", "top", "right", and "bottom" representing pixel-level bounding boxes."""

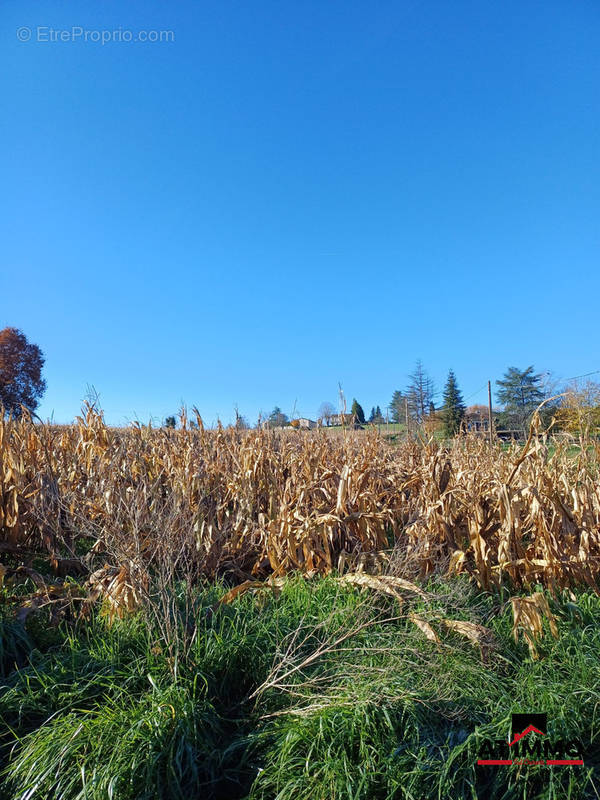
[{"left": 2, "top": 0, "right": 599, "bottom": 425}]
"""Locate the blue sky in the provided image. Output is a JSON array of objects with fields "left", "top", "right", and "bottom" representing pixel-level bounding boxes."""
[{"left": 2, "top": 0, "right": 599, "bottom": 425}]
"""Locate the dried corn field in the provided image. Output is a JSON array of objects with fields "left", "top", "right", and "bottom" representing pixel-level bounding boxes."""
[
  {"left": 2, "top": 406, "right": 600, "bottom": 600},
  {"left": 3, "top": 407, "right": 600, "bottom": 799}
]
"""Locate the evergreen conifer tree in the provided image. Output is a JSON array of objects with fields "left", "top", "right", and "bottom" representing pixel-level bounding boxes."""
[
  {"left": 496, "top": 366, "right": 544, "bottom": 432},
  {"left": 441, "top": 370, "right": 466, "bottom": 437},
  {"left": 389, "top": 390, "right": 405, "bottom": 423},
  {"left": 351, "top": 399, "right": 366, "bottom": 424}
]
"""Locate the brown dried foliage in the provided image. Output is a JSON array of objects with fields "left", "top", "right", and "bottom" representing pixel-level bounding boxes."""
[{"left": 1, "top": 406, "right": 599, "bottom": 637}]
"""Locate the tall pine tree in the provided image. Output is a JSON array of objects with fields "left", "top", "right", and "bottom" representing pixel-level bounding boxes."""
[
  {"left": 389, "top": 390, "right": 405, "bottom": 423},
  {"left": 369, "top": 405, "right": 384, "bottom": 424},
  {"left": 351, "top": 398, "right": 366, "bottom": 424},
  {"left": 441, "top": 370, "right": 466, "bottom": 437}
]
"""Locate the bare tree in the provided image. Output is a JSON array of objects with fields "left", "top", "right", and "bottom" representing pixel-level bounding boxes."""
[
  {"left": 406, "top": 360, "right": 435, "bottom": 424},
  {"left": 318, "top": 401, "right": 336, "bottom": 426}
]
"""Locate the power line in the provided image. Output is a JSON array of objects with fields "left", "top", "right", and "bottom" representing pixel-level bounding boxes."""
[
  {"left": 463, "top": 383, "right": 489, "bottom": 403},
  {"left": 561, "top": 369, "right": 600, "bottom": 383},
  {"left": 464, "top": 369, "right": 600, "bottom": 405}
]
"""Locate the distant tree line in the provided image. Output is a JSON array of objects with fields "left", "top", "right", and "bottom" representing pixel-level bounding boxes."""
[
  {"left": 261, "top": 362, "right": 590, "bottom": 436},
  {"left": 3, "top": 327, "right": 597, "bottom": 439}
]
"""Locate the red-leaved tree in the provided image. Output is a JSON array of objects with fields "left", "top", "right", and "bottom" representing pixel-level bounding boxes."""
[{"left": 0, "top": 327, "right": 46, "bottom": 416}]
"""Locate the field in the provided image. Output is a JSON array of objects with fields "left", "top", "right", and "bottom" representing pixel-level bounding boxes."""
[
  {"left": 1, "top": 407, "right": 599, "bottom": 799},
  {"left": 323, "top": 422, "right": 407, "bottom": 434}
]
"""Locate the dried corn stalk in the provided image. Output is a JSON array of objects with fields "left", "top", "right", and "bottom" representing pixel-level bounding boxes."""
[
  {"left": 0, "top": 406, "right": 598, "bottom": 616},
  {"left": 511, "top": 592, "right": 559, "bottom": 659},
  {"left": 87, "top": 563, "right": 148, "bottom": 622}
]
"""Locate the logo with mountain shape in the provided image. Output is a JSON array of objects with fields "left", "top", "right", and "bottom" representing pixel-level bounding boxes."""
[
  {"left": 477, "top": 711, "right": 583, "bottom": 767},
  {"left": 510, "top": 713, "right": 547, "bottom": 746}
]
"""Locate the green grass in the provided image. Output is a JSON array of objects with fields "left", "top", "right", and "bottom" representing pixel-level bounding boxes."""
[
  {"left": 0, "top": 576, "right": 599, "bottom": 799},
  {"left": 322, "top": 423, "right": 407, "bottom": 434}
]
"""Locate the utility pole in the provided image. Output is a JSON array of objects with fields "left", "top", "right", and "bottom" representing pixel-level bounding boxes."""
[
  {"left": 405, "top": 397, "right": 409, "bottom": 437},
  {"left": 487, "top": 380, "right": 493, "bottom": 447}
]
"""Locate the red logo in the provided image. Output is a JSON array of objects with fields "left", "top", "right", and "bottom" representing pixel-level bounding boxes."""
[{"left": 477, "top": 713, "right": 583, "bottom": 766}]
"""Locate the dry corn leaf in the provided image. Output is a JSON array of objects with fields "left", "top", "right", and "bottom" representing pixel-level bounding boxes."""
[
  {"left": 219, "top": 580, "right": 265, "bottom": 605},
  {"left": 409, "top": 613, "right": 440, "bottom": 643},
  {"left": 219, "top": 576, "right": 287, "bottom": 605},
  {"left": 340, "top": 573, "right": 427, "bottom": 601},
  {"left": 448, "top": 550, "right": 467, "bottom": 574},
  {"left": 511, "top": 592, "right": 559, "bottom": 659},
  {"left": 441, "top": 619, "right": 491, "bottom": 646}
]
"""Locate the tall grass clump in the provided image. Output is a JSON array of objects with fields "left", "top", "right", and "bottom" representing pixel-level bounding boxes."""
[{"left": 1, "top": 576, "right": 598, "bottom": 800}]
